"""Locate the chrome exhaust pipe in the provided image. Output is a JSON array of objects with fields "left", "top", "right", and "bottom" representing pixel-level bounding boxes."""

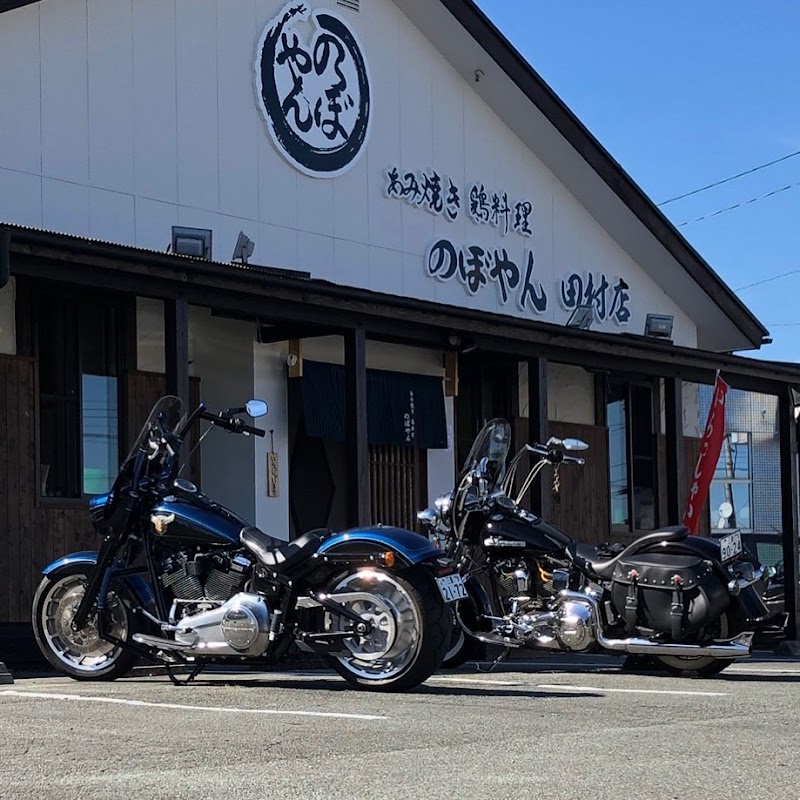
[
  {"left": 132, "top": 632, "right": 195, "bottom": 652},
  {"left": 597, "top": 630, "right": 753, "bottom": 659},
  {"left": 558, "top": 591, "right": 754, "bottom": 659}
]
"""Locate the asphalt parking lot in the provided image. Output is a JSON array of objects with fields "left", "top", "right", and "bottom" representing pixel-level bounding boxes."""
[{"left": 2, "top": 656, "right": 799, "bottom": 800}]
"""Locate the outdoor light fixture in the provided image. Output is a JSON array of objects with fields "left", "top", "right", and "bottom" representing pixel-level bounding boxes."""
[
  {"left": 232, "top": 231, "right": 255, "bottom": 265},
  {"left": 565, "top": 304, "right": 594, "bottom": 331},
  {"left": 447, "top": 333, "right": 462, "bottom": 348},
  {"left": 644, "top": 313, "right": 674, "bottom": 340},
  {"left": 171, "top": 226, "right": 212, "bottom": 260}
]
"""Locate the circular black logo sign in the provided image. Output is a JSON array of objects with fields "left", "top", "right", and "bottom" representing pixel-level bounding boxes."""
[{"left": 255, "top": 3, "right": 372, "bottom": 178}]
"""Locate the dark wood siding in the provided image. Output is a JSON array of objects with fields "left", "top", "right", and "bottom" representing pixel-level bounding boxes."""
[
  {"left": 0, "top": 358, "right": 200, "bottom": 624},
  {"left": 369, "top": 445, "right": 427, "bottom": 533},
  {"left": 547, "top": 421, "right": 610, "bottom": 546}
]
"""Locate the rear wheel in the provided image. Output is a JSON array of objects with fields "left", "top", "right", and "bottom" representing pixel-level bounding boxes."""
[
  {"left": 32, "top": 565, "right": 138, "bottom": 681},
  {"left": 325, "top": 566, "right": 450, "bottom": 691},
  {"left": 652, "top": 609, "right": 741, "bottom": 678}
]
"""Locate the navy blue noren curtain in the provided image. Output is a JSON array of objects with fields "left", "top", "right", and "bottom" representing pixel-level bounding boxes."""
[{"left": 300, "top": 360, "right": 447, "bottom": 449}]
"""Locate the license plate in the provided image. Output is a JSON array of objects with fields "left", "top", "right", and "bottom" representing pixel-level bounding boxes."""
[
  {"left": 719, "top": 531, "right": 743, "bottom": 562},
  {"left": 436, "top": 574, "right": 468, "bottom": 603}
]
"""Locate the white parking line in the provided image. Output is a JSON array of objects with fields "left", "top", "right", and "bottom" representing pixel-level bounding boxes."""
[
  {"left": 536, "top": 684, "right": 727, "bottom": 697},
  {"left": 0, "top": 690, "right": 385, "bottom": 721},
  {"left": 429, "top": 676, "right": 526, "bottom": 686}
]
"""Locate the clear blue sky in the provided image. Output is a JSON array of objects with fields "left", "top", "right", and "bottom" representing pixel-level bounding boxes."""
[{"left": 475, "top": 0, "right": 800, "bottom": 363}]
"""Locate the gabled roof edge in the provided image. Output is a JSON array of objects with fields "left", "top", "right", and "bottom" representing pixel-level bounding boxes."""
[{"left": 440, "top": 0, "right": 769, "bottom": 350}]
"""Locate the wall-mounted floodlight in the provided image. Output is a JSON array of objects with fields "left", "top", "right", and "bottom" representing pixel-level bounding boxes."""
[
  {"left": 566, "top": 304, "right": 594, "bottom": 331},
  {"left": 644, "top": 313, "right": 674, "bottom": 340},
  {"left": 171, "top": 226, "right": 212, "bottom": 260},
  {"left": 232, "top": 231, "right": 255, "bottom": 265}
]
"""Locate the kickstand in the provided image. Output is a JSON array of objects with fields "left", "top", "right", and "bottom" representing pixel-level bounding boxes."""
[
  {"left": 476, "top": 646, "right": 512, "bottom": 673},
  {"left": 165, "top": 660, "right": 205, "bottom": 686}
]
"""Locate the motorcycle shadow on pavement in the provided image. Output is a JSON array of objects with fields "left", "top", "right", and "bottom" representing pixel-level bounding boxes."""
[{"left": 118, "top": 675, "right": 601, "bottom": 699}]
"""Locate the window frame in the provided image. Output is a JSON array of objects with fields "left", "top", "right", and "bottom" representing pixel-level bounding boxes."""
[
  {"left": 605, "top": 375, "right": 660, "bottom": 534},
  {"left": 709, "top": 431, "right": 753, "bottom": 533},
  {"left": 16, "top": 278, "right": 135, "bottom": 507}
]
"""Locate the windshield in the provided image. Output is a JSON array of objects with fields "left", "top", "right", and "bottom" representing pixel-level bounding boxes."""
[
  {"left": 460, "top": 418, "right": 511, "bottom": 491},
  {"left": 123, "top": 395, "right": 183, "bottom": 464}
]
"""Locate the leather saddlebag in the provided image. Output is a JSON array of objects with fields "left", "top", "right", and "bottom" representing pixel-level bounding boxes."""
[{"left": 610, "top": 553, "right": 729, "bottom": 638}]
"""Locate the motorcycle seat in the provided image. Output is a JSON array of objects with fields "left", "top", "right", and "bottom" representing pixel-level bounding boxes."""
[
  {"left": 575, "top": 526, "right": 690, "bottom": 580},
  {"left": 240, "top": 527, "right": 326, "bottom": 572}
]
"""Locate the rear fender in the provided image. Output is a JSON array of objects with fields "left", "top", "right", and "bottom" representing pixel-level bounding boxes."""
[
  {"left": 317, "top": 526, "right": 441, "bottom": 568},
  {"left": 42, "top": 551, "right": 156, "bottom": 613}
]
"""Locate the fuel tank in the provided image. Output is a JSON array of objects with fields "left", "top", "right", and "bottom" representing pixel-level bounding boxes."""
[
  {"left": 482, "top": 510, "right": 574, "bottom": 557},
  {"left": 151, "top": 482, "right": 250, "bottom": 547}
]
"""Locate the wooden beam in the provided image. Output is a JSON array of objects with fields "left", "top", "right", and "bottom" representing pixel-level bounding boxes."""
[
  {"left": 778, "top": 389, "right": 800, "bottom": 642},
  {"left": 257, "top": 323, "right": 338, "bottom": 344},
  {"left": 164, "top": 298, "right": 190, "bottom": 408},
  {"left": 344, "top": 327, "right": 370, "bottom": 527},
  {"left": 527, "top": 356, "right": 549, "bottom": 518},
  {"left": 664, "top": 377, "right": 684, "bottom": 526}
]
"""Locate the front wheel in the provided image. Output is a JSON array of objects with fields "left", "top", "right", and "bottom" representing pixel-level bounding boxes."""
[
  {"left": 32, "top": 565, "right": 138, "bottom": 681},
  {"left": 324, "top": 566, "right": 451, "bottom": 691}
]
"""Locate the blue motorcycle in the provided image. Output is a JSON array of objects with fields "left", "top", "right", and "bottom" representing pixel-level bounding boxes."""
[{"left": 33, "top": 396, "right": 460, "bottom": 691}]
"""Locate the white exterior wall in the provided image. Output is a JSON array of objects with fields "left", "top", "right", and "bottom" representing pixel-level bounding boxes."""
[
  {"left": 0, "top": 0, "right": 697, "bottom": 348},
  {"left": 191, "top": 309, "right": 257, "bottom": 521},
  {"left": 547, "top": 364, "right": 595, "bottom": 426}
]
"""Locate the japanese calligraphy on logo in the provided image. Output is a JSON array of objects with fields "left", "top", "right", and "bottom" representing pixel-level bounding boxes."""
[
  {"left": 558, "top": 271, "right": 631, "bottom": 325},
  {"left": 255, "top": 3, "right": 371, "bottom": 178},
  {"left": 425, "top": 239, "right": 548, "bottom": 315}
]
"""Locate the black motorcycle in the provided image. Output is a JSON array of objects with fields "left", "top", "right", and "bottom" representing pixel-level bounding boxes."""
[
  {"left": 33, "top": 396, "right": 459, "bottom": 691},
  {"left": 419, "top": 418, "right": 772, "bottom": 677}
]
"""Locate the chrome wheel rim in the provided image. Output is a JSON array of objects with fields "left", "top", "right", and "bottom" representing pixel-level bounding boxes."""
[
  {"left": 327, "top": 570, "right": 421, "bottom": 681},
  {"left": 41, "top": 575, "right": 128, "bottom": 673}
]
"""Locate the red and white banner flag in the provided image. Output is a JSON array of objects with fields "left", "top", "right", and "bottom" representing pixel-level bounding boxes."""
[{"left": 683, "top": 373, "right": 729, "bottom": 534}]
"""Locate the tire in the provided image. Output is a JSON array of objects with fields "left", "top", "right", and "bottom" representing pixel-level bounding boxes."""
[
  {"left": 32, "top": 564, "right": 138, "bottom": 681},
  {"left": 441, "top": 606, "right": 486, "bottom": 668},
  {"left": 325, "top": 566, "right": 451, "bottom": 691},
  {"left": 652, "top": 609, "right": 741, "bottom": 679}
]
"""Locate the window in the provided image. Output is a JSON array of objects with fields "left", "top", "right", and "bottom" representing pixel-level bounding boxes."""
[
  {"left": 35, "top": 289, "right": 123, "bottom": 499},
  {"left": 710, "top": 432, "right": 752, "bottom": 531},
  {"left": 607, "top": 380, "right": 657, "bottom": 531}
]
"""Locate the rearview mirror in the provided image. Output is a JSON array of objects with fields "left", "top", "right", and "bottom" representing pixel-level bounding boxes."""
[
  {"left": 562, "top": 438, "right": 588, "bottom": 451},
  {"left": 246, "top": 399, "right": 268, "bottom": 418}
]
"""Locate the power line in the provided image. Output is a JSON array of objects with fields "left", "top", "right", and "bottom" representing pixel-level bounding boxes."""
[
  {"left": 736, "top": 268, "right": 800, "bottom": 292},
  {"left": 658, "top": 148, "right": 800, "bottom": 206},
  {"left": 676, "top": 180, "right": 800, "bottom": 227}
]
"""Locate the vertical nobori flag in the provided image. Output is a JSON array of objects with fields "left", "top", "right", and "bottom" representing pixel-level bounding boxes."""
[{"left": 683, "top": 373, "right": 729, "bottom": 534}]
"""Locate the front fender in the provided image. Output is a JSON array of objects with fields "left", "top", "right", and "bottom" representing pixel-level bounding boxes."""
[
  {"left": 317, "top": 526, "right": 441, "bottom": 567},
  {"left": 42, "top": 552, "right": 156, "bottom": 613}
]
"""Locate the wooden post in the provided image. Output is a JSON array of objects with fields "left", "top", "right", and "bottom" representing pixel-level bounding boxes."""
[
  {"left": 664, "top": 376, "right": 684, "bottom": 526},
  {"left": 527, "top": 356, "right": 549, "bottom": 518},
  {"left": 288, "top": 338, "right": 303, "bottom": 379},
  {"left": 344, "top": 327, "right": 370, "bottom": 527},
  {"left": 444, "top": 351, "right": 459, "bottom": 397},
  {"left": 778, "top": 389, "right": 800, "bottom": 643},
  {"left": 164, "top": 298, "right": 190, "bottom": 408}
]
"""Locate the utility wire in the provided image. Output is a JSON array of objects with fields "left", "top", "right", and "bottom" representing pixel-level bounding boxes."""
[
  {"left": 676, "top": 180, "right": 800, "bottom": 228},
  {"left": 736, "top": 268, "right": 800, "bottom": 292},
  {"left": 658, "top": 148, "right": 800, "bottom": 206}
]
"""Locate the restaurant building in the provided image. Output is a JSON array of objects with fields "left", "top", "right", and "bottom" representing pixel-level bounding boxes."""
[{"left": 0, "top": 0, "right": 798, "bottom": 650}]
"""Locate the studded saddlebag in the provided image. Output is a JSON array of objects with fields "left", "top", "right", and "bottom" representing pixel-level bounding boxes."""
[{"left": 610, "top": 554, "right": 729, "bottom": 639}]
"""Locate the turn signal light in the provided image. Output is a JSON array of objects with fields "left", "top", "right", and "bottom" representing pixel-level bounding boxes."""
[{"left": 383, "top": 551, "right": 396, "bottom": 568}]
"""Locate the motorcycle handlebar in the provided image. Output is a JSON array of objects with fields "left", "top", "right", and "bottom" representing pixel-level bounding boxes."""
[{"left": 200, "top": 410, "right": 266, "bottom": 437}]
